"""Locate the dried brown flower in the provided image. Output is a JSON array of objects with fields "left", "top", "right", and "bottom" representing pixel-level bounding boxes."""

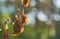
[
  {"left": 13, "top": 19, "right": 21, "bottom": 33},
  {"left": 2, "top": 18, "right": 10, "bottom": 39},
  {"left": 12, "top": 9, "right": 28, "bottom": 36},
  {"left": 12, "top": 19, "right": 22, "bottom": 36},
  {"left": 2, "top": 29, "right": 8, "bottom": 39}
]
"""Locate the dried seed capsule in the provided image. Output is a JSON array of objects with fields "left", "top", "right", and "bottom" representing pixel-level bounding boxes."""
[{"left": 21, "top": 0, "right": 30, "bottom": 7}]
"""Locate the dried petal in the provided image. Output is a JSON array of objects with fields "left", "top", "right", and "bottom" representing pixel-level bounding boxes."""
[
  {"left": 22, "top": 16, "right": 28, "bottom": 26},
  {"left": 5, "top": 24, "right": 8, "bottom": 30},
  {"left": 21, "top": 12, "right": 28, "bottom": 26},
  {"left": 20, "top": 27, "right": 24, "bottom": 33},
  {"left": 21, "top": 0, "right": 30, "bottom": 7},
  {"left": 2, "top": 18, "right": 10, "bottom": 39}
]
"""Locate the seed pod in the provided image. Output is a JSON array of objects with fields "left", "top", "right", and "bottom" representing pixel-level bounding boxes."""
[{"left": 21, "top": 0, "right": 30, "bottom": 7}]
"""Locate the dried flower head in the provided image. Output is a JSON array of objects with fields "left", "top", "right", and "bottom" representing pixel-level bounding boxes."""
[
  {"left": 4, "top": 18, "right": 10, "bottom": 30},
  {"left": 2, "top": 30, "right": 8, "bottom": 39},
  {"left": 21, "top": 0, "right": 30, "bottom": 7},
  {"left": 2, "top": 18, "right": 10, "bottom": 39},
  {"left": 12, "top": 19, "right": 22, "bottom": 36},
  {"left": 12, "top": 8, "right": 28, "bottom": 36}
]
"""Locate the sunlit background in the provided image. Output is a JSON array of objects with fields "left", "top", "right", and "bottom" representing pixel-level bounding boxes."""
[{"left": 0, "top": 0, "right": 60, "bottom": 39}]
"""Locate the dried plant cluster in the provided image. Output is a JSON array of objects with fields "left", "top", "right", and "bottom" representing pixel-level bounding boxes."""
[{"left": 1, "top": 0, "right": 30, "bottom": 39}]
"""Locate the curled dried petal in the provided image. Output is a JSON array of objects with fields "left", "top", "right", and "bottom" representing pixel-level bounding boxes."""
[
  {"left": 21, "top": 0, "right": 30, "bottom": 7},
  {"left": 5, "top": 24, "right": 8, "bottom": 31},
  {"left": 21, "top": 12, "right": 28, "bottom": 26},
  {"left": 20, "top": 27, "right": 24, "bottom": 33},
  {"left": 22, "top": 16, "right": 28, "bottom": 26}
]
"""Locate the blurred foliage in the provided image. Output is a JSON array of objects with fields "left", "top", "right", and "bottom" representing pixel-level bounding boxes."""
[{"left": 0, "top": 0, "right": 60, "bottom": 39}]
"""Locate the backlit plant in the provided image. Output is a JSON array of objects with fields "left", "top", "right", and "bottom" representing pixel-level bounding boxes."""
[{"left": 1, "top": 0, "right": 30, "bottom": 39}]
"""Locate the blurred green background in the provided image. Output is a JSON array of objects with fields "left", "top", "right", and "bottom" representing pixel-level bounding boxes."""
[{"left": 0, "top": 0, "right": 60, "bottom": 39}]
